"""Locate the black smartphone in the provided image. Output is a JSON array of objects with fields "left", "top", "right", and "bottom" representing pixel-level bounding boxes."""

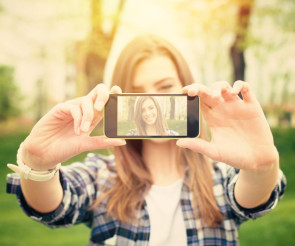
[{"left": 104, "top": 93, "right": 199, "bottom": 139}]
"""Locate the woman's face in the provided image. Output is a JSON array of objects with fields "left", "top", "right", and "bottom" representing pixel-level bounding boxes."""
[
  {"left": 141, "top": 99, "right": 157, "bottom": 125},
  {"left": 132, "top": 55, "right": 183, "bottom": 93}
]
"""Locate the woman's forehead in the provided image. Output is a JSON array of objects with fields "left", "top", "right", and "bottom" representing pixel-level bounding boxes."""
[
  {"left": 142, "top": 98, "right": 155, "bottom": 108},
  {"left": 132, "top": 56, "right": 179, "bottom": 90}
]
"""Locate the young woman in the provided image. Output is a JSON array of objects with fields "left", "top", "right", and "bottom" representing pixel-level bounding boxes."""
[
  {"left": 127, "top": 96, "right": 179, "bottom": 136},
  {"left": 7, "top": 35, "right": 286, "bottom": 246}
]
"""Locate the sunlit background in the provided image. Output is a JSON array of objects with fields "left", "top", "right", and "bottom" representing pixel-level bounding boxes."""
[{"left": 0, "top": 0, "right": 294, "bottom": 245}]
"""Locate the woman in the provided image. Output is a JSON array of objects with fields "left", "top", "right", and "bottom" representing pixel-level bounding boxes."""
[
  {"left": 7, "top": 35, "right": 286, "bottom": 246},
  {"left": 127, "top": 96, "right": 179, "bottom": 136}
]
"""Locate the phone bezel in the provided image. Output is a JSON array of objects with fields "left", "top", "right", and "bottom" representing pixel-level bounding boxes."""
[{"left": 104, "top": 93, "right": 200, "bottom": 139}]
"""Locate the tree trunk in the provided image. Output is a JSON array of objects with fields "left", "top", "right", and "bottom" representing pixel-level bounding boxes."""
[
  {"left": 230, "top": 1, "right": 254, "bottom": 84},
  {"left": 81, "top": 0, "right": 126, "bottom": 93},
  {"left": 170, "top": 97, "right": 175, "bottom": 119}
]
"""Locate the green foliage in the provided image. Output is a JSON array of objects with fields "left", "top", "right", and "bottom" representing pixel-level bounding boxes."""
[
  {"left": 0, "top": 66, "right": 22, "bottom": 121},
  {"left": 255, "top": 0, "right": 295, "bottom": 33}
]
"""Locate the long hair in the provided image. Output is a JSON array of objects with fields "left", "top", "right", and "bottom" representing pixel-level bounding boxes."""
[
  {"left": 91, "top": 35, "right": 223, "bottom": 227},
  {"left": 134, "top": 96, "right": 167, "bottom": 135}
]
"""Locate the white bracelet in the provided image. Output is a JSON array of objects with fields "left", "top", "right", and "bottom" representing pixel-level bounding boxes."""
[{"left": 7, "top": 143, "right": 61, "bottom": 182}]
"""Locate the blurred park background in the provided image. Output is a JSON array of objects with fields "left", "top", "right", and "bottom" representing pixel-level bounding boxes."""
[{"left": 0, "top": 0, "right": 294, "bottom": 245}]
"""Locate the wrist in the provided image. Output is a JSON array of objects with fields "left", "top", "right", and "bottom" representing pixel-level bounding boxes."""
[
  {"left": 22, "top": 140, "right": 58, "bottom": 171},
  {"left": 241, "top": 155, "right": 279, "bottom": 183},
  {"left": 7, "top": 142, "right": 61, "bottom": 182},
  {"left": 245, "top": 146, "right": 279, "bottom": 175}
]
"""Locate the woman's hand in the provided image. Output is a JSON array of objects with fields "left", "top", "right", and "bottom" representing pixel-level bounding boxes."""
[
  {"left": 177, "top": 81, "right": 278, "bottom": 172},
  {"left": 21, "top": 84, "right": 125, "bottom": 171}
]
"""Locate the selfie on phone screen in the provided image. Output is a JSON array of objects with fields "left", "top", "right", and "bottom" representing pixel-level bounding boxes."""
[
  {"left": 119, "top": 95, "right": 185, "bottom": 136},
  {"left": 104, "top": 94, "right": 199, "bottom": 138}
]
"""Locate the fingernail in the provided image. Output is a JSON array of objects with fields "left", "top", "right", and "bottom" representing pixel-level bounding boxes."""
[
  {"left": 95, "top": 101, "right": 104, "bottom": 111},
  {"left": 188, "top": 88, "right": 198, "bottom": 96},
  {"left": 81, "top": 121, "right": 91, "bottom": 132}
]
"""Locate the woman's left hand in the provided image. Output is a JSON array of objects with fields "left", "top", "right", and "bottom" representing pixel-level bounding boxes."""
[{"left": 176, "top": 81, "right": 278, "bottom": 172}]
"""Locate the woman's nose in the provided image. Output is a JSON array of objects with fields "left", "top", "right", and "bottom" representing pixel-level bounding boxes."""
[{"left": 147, "top": 110, "right": 153, "bottom": 115}]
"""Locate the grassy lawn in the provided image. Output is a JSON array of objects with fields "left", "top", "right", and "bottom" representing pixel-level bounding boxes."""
[
  {"left": 118, "top": 120, "right": 136, "bottom": 135},
  {"left": 0, "top": 128, "right": 294, "bottom": 245},
  {"left": 166, "top": 119, "right": 187, "bottom": 135}
]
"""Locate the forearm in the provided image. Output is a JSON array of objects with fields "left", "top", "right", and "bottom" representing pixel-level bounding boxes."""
[
  {"left": 20, "top": 172, "right": 63, "bottom": 213},
  {"left": 234, "top": 157, "right": 279, "bottom": 209}
]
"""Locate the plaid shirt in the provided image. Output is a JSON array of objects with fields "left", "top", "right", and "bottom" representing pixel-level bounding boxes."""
[{"left": 6, "top": 153, "right": 286, "bottom": 246}]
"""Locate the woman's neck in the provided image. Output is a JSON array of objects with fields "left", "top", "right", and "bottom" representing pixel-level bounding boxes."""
[
  {"left": 145, "top": 125, "right": 158, "bottom": 135},
  {"left": 142, "top": 140, "right": 184, "bottom": 186}
]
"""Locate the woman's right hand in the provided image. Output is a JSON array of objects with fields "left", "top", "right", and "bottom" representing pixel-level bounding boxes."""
[{"left": 21, "top": 84, "right": 125, "bottom": 171}]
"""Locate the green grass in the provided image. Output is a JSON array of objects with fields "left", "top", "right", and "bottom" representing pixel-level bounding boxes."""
[
  {"left": 166, "top": 119, "right": 187, "bottom": 135},
  {"left": 239, "top": 127, "right": 295, "bottom": 246},
  {"left": 0, "top": 131, "right": 106, "bottom": 246},
  {"left": 0, "top": 128, "right": 294, "bottom": 245},
  {"left": 117, "top": 120, "right": 136, "bottom": 135}
]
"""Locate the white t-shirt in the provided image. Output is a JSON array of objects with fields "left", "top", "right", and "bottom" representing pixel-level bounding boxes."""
[{"left": 145, "top": 179, "right": 187, "bottom": 246}]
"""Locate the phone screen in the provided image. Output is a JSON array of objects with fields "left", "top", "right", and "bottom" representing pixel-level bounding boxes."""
[{"left": 104, "top": 94, "right": 199, "bottom": 139}]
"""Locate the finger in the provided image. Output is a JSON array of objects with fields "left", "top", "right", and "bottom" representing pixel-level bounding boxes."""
[
  {"left": 89, "top": 84, "right": 111, "bottom": 131},
  {"left": 184, "top": 83, "right": 217, "bottom": 108},
  {"left": 210, "top": 81, "right": 230, "bottom": 98},
  {"left": 55, "top": 103, "right": 82, "bottom": 135},
  {"left": 92, "top": 83, "right": 109, "bottom": 111},
  {"left": 181, "top": 85, "right": 192, "bottom": 94},
  {"left": 210, "top": 80, "right": 240, "bottom": 102},
  {"left": 182, "top": 83, "right": 203, "bottom": 96},
  {"left": 232, "top": 80, "right": 255, "bottom": 103},
  {"left": 80, "top": 96, "right": 94, "bottom": 133},
  {"left": 221, "top": 86, "right": 235, "bottom": 101},
  {"left": 176, "top": 138, "right": 219, "bottom": 160},
  {"left": 69, "top": 104, "right": 82, "bottom": 135},
  {"left": 110, "top": 85, "right": 122, "bottom": 94},
  {"left": 79, "top": 136, "right": 126, "bottom": 152}
]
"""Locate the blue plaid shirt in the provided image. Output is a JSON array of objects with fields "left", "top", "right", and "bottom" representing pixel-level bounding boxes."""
[{"left": 6, "top": 153, "right": 286, "bottom": 246}]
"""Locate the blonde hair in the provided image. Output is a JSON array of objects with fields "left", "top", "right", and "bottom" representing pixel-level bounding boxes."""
[
  {"left": 91, "top": 35, "right": 223, "bottom": 227},
  {"left": 134, "top": 96, "right": 167, "bottom": 135}
]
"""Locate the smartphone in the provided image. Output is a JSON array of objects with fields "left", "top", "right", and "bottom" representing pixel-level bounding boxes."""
[{"left": 104, "top": 93, "right": 199, "bottom": 139}]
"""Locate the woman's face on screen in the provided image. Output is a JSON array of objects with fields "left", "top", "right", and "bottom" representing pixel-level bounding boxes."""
[
  {"left": 132, "top": 55, "right": 183, "bottom": 93},
  {"left": 141, "top": 99, "right": 157, "bottom": 125}
]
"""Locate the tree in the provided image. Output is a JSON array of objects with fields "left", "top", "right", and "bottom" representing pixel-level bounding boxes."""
[
  {"left": 77, "top": 0, "right": 126, "bottom": 94},
  {"left": 175, "top": 0, "right": 250, "bottom": 84},
  {"left": 230, "top": 0, "right": 255, "bottom": 83},
  {"left": 0, "top": 66, "right": 21, "bottom": 121},
  {"left": 170, "top": 97, "right": 175, "bottom": 119}
]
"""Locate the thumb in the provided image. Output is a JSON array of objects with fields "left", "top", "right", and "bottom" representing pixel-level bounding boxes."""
[
  {"left": 176, "top": 138, "right": 219, "bottom": 160},
  {"left": 79, "top": 136, "right": 126, "bottom": 152}
]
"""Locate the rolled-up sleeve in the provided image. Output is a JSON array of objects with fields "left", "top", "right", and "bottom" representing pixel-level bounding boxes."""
[
  {"left": 223, "top": 164, "right": 286, "bottom": 223},
  {"left": 6, "top": 153, "right": 115, "bottom": 228}
]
